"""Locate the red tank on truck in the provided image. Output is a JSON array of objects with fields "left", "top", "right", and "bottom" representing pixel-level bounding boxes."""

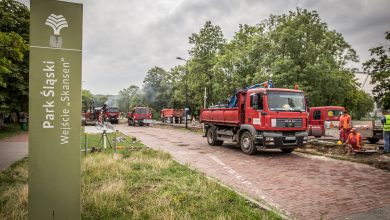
[{"left": 200, "top": 81, "right": 308, "bottom": 155}]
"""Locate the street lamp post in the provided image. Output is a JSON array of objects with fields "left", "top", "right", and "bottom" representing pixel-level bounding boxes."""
[{"left": 176, "top": 57, "right": 188, "bottom": 129}]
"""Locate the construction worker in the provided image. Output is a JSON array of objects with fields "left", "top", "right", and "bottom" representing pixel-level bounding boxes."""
[
  {"left": 345, "top": 128, "right": 362, "bottom": 153},
  {"left": 339, "top": 110, "right": 351, "bottom": 143},
  {"left": 382, "top": 110, "right": 390, "bottom": 153}
]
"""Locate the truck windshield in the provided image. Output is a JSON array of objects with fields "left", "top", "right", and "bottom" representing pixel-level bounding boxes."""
[
  {"left": 327, "top": 110, "right": 343, "bottom": 117},
  {"left": 135, "top": 108, "right": 149, "bottom": 114},
  {"left": 268, "top": 91, "right": 305, "bottom": 112},
  {"left": 108, "top": 108, "right": 119, "bottom": 113}
]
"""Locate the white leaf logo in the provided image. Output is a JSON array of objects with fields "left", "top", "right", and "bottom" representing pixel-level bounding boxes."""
[{"left": 45, "top": 14, "right": 68, "bottom": 35}]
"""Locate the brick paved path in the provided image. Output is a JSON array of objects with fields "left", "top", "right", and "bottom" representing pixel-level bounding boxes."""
[
  {"left": 117, "top": 124, "right": 390, "bottom": 220},
  {"left": 0, "top": 132, "right": 28, "bottom": 170}
]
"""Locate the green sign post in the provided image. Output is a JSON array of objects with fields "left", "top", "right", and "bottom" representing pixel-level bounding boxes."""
[{"left": 29, "top": 0, "right": 83, "bottom": 219}]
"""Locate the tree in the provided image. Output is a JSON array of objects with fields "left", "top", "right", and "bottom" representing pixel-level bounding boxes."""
[
  {"left": 363, "top": 31, "right": 390, "bottom": 109},
  {"left": 214, "top": 8, "right": 372, "bottom": 116},
  {"left": 143, "top": 66, "right": 173, "bottom": 110},
  {"left": 117, "top": 85, "right": 139, "bottom": 112},
  {"left": 344, "top": 89, "right": 374, "bottom": 119},
  {"left": 93, "top": 95, "right": 108, "bottom": 108},
  {"left": 188, "top": 21, "right": 226, "bottom": 106},
  {"left": 0, "top": 0, "right": 29, "bottom": 126},
  {"left": 81, "top": 90, "right": 93, "bottom": 112},
  {"left": 259, "top": 9, "right": 359, "bottom": 107}
]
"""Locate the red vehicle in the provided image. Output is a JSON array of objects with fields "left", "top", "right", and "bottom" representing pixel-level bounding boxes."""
[
  {"left": 308, "top": 106, "right": 344, "bottom": 137},
  {"left": 200, "top": 82, "right": 308, "bottom": 155},
  {"left": 308, "top": 106, "right": 383, "bottom": 143},
  {"left": 160, "top": 108, "right": 184, "bottom": 123},
  {"left": 105, "top": 107, "right": 120, "bottom": 124},
  {"left": 127, "top": 107, "right": 152, "bottom": 126}
]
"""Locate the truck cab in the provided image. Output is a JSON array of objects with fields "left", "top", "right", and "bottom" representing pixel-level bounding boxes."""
[
  {"left": 308, "top": 106, "right": 344, "bottom": 137},
  {"left": 127, "top": 107, "right": 152, "bottom": 126},
  {"left": 308, "top": 106, "right": 383, "bottom": 143},
  {"left": 200, "top": 84, "right": 308, "bottom": 154},
  {"left": 106, "top": 107, "right": 120, "bottom": 124}
]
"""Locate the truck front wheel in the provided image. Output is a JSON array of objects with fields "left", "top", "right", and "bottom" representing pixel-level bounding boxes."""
[
  {"left": 207, "top": 127, "right": 223, "bottom": 146},
  {"left": 240, "top": 131, "right": 257, "bottom": 155},
  {"left": 281, "top": 148, "right": 294, "bottom": 153}
]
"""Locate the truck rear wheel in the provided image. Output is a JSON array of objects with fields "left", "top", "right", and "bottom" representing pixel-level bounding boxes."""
[
  {"left": 207, "top": 127, "right": 223, "bottom": 146},
  {"left": 367, "top": 137, "right": 379, "bottom": 144},
  {"left": 240, "top": 131, "right": 257, "bottom": 155},
  {"left": 281, "top": 148, "right": 294, "bottom": 153}
]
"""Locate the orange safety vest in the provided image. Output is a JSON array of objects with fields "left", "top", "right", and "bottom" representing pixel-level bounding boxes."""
[
  {"left": 340, "top": 115, "right": 351, "bottom": 129},
  {"left": 348, "top": 133, "right": 361, "bottom": 147}
]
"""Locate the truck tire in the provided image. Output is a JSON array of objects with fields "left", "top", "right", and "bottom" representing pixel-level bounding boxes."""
[
  {"left": 281, "top": 148, "right": 294, "bottom": 153},
  {"left": 240, "top": 131, "right": 257, "bottom": 155},
  {"left": 367, "top": 137, "right": 379, "bottom": 144},
  {"left": 207, "top": 127, "right": 223, "bottom": 146}
]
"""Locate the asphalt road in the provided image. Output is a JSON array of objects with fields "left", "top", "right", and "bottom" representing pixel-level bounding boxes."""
[
  {"left": 0, "top": 132, "right": 28, "bottom": 171},
  {"left": 116, "top": 123, "right": 390, "bottom": 220}
]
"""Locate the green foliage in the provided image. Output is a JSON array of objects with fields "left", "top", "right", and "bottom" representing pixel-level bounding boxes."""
[
  {"left": 143, "top": 66, "right": 173, "bottom": 110},
  {"left": 0, "top": 136, "right": 281, "bottom": 220},
  {"left": 217, "top": 9, "right": 363, "bottom": 110},
  {"left": 0, "top": 0, "right": 29, "bottom": 41},
  {"left": 117, "top": 8, "right": 374, "bottom": 118},
  {"left": 0, "top": 0, "right": 29, "bottom": 115},
  {"left": 82, "top": 90, "right": 93, "bottom": 112},
  {"left": 363, "top": 31, "right": 390, "bottom": 109},
  {"left": 344, "top": 90, "right": 374, "bottom": 119},
  {"left": 263, "top": 9, "right": 359, "bottom": 105},
  {"left": 93, "top": 95, "right": 108, "bottom": 108},
  {"left": 188, "top": 21, "right": 226, "bottom": 106},
  {"left": 0, "top": 123, "right": 22, "bottom": 140},
  {"left": 117, "top": 85, "right": 139, "bottom": 112}
]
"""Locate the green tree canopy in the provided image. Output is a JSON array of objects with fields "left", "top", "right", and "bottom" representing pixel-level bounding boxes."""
[
  {"left": 117, "top": 85, "right": 139, "bottom": 112},
  {"left": 188, "top": 21, "right": 226, "bottom": 106},
  {"left": 118, "top": 8, "right": 374, "bottom": 119},
  {"left": 363, "top": 31, "right": 390, "bottom": 109},
  {"left": 0, "top": 0, "right": 29, "bottom": 117},
  {"left": 81, "top": 90, "right": 93, "bottom": 112}
]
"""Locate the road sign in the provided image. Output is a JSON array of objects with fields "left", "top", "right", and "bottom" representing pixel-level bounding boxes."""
[{"left": 29, "top": 0, "right": 83, "bottom": 219}]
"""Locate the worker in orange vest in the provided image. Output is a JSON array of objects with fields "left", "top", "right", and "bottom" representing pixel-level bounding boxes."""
[
  {"left": 339, "top": 110, "right": 351, "bottom": 143},
  {"left": 345, "top": 128, "right": 362, "bottom": 153}
]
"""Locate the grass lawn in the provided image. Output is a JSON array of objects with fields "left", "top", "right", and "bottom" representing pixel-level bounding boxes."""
[
  {"left": 0, "top": 130, "right": 281, "bottom": 220},
  {"left": 0, "top": 123, "right": 23, "bottom": 140}
]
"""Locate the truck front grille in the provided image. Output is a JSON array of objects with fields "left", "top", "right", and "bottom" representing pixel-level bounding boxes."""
[{"left": 275, "top": 118, "right": 303, "bottom": 128}]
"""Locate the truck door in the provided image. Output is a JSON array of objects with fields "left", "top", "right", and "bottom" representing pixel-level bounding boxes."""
[
  {"left": 310, "top": 109, "right": 323, "bottom": 136},
  {"left": 240, "top": 93, "right": 246, "bottom": 124},
  {"left": 312, "top": 110, "right": 321, "bottom": 126},
  {"left": 248, "top": 93, "right": 264, "bottom": 128}
]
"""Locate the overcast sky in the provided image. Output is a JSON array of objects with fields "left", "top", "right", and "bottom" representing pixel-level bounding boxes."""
[{"left": 20, "top": 0, "right": 390, "bottom": 95}]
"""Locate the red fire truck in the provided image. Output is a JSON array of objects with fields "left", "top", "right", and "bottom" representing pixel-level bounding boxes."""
[
  {"left": 160, "top": 109, "right": 184, "bottom": 123},
  {"left": 200, "top": 82, "right": 308, "bottom": 155},
  {"left": 106, "top": 107, "right": 120, "bottom": 124},
  {"left": 127, "top": 107, "right": 152, "bottom": 126},
  {"left": 308, "top": 106, "right": 344, "bottom": 137},
  {"left": 308, "top": 106, "right": 383, "bottom": 143}
]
